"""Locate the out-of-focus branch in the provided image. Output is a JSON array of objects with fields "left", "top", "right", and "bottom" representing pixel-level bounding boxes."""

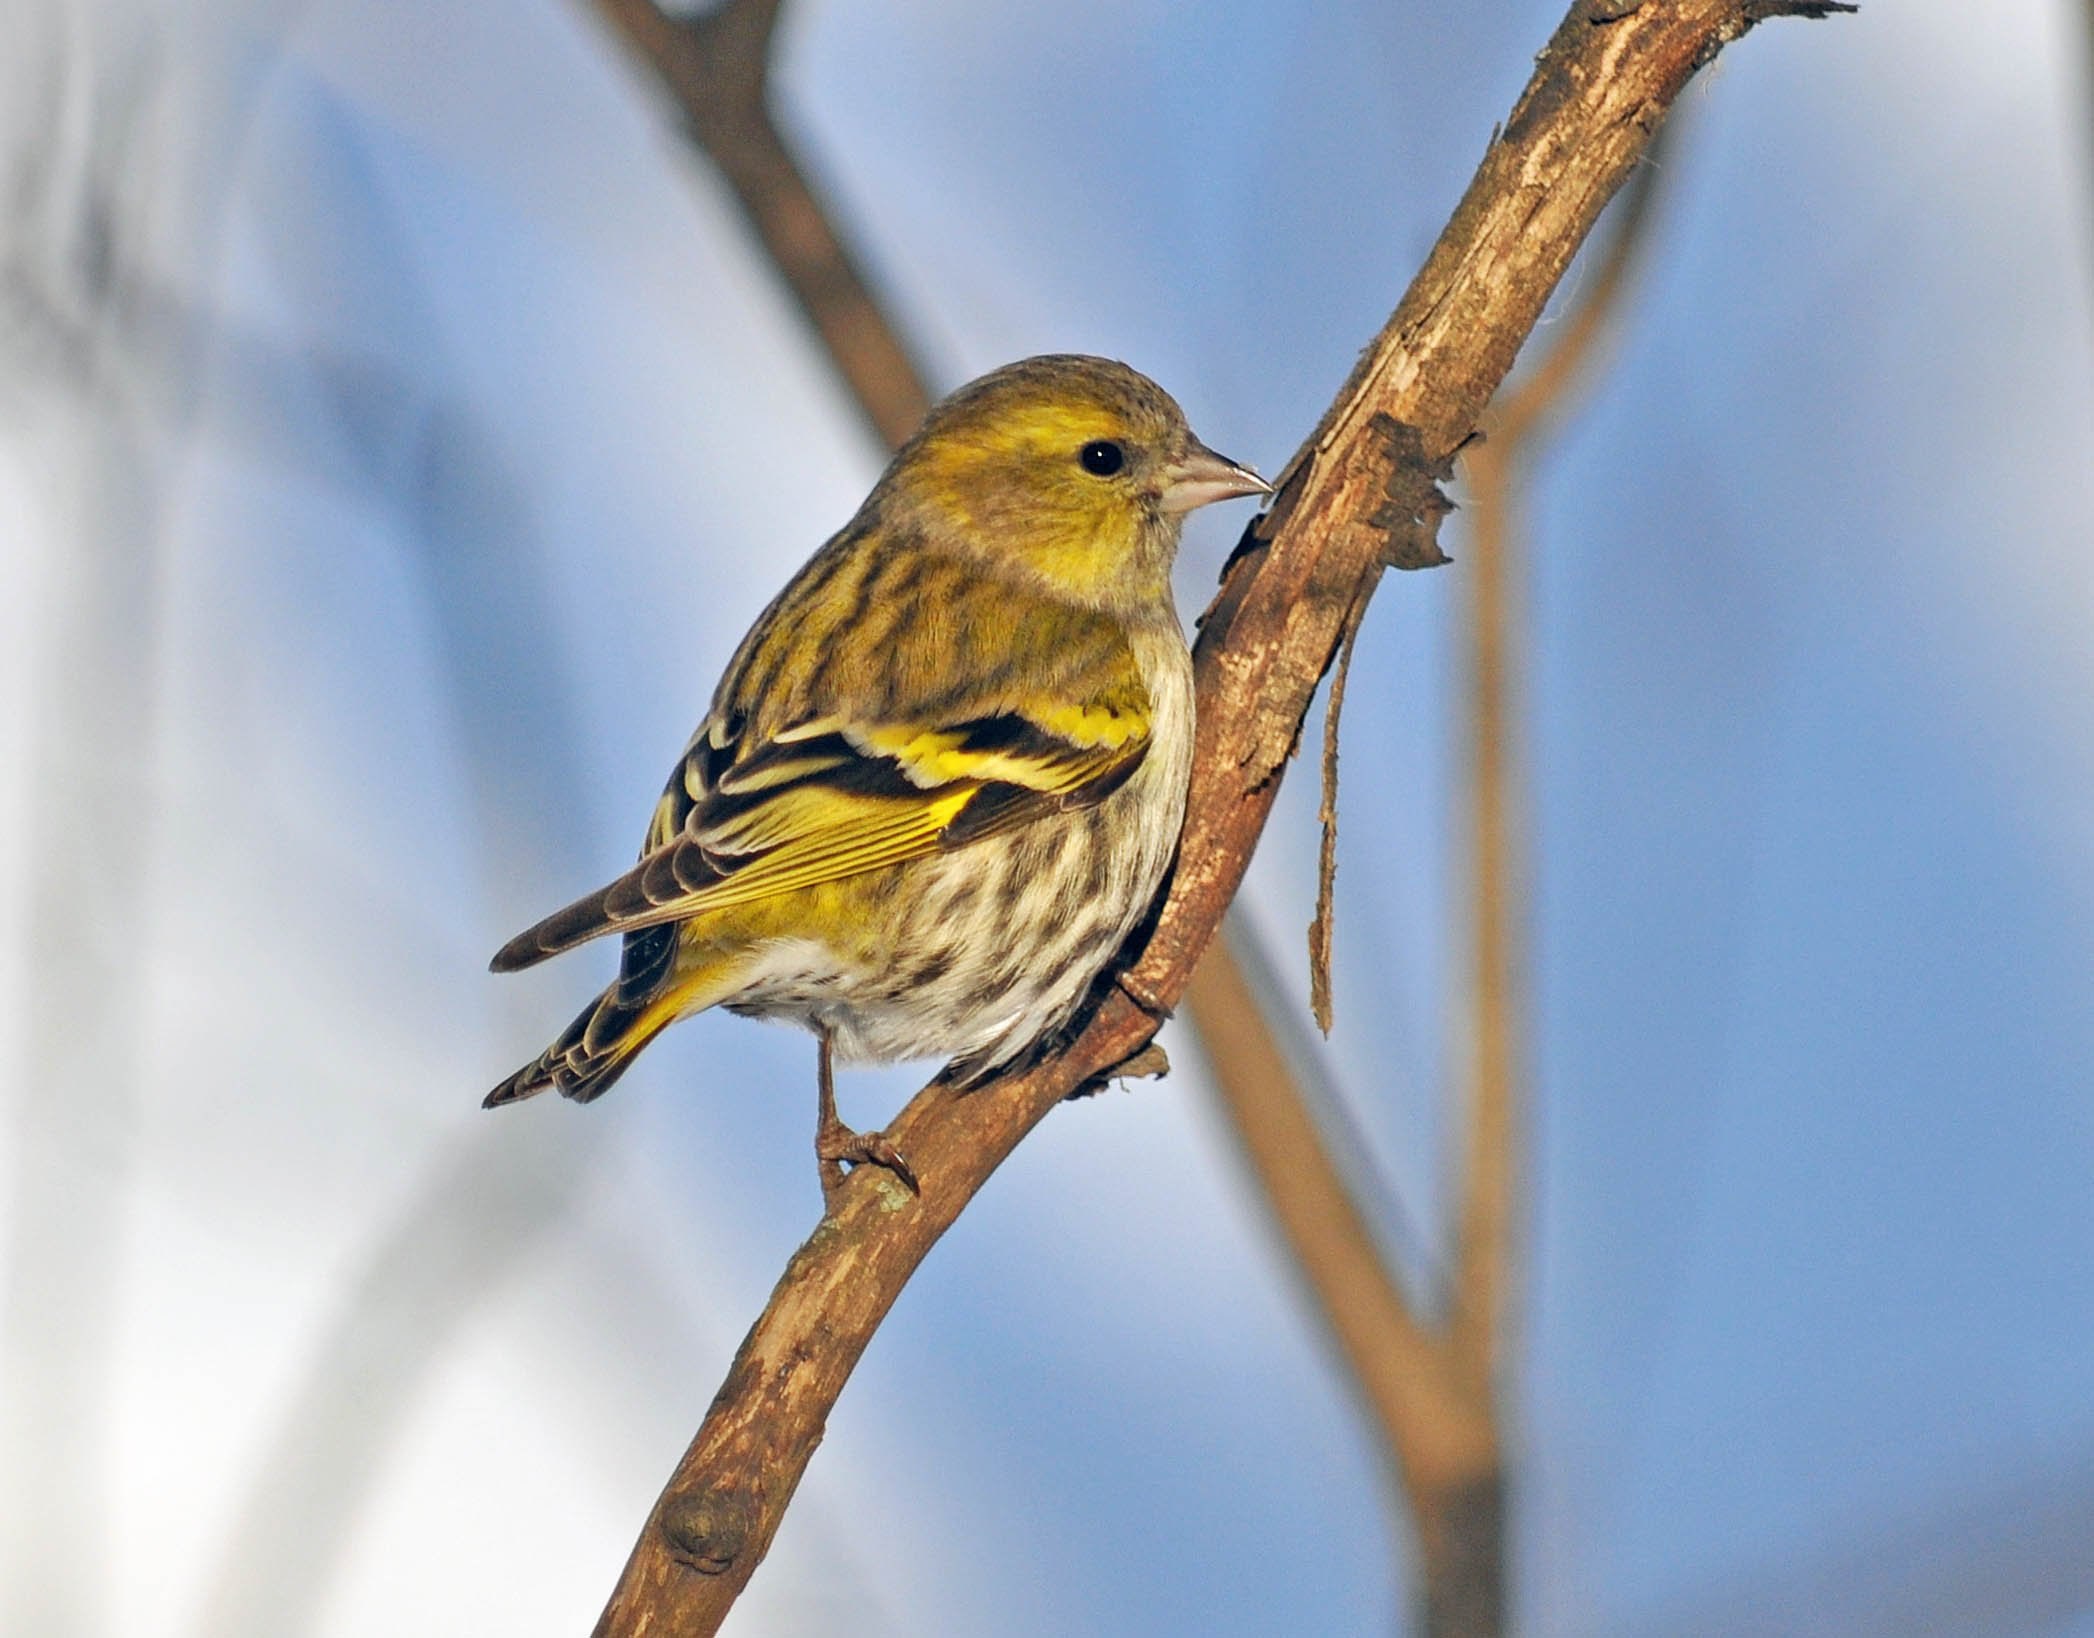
[
  {"left": 1451, "top": 130, "right": 1671, "bottom": 1395},
  {"left": 1187, "top": 929, "right": 1484, "bottom": 1488},
  {"left": 594, "top": 0, "right": 929, "bottom": 447},
  {"left": 587, "top": 5, "right": 1848, "bottom": 1633}
]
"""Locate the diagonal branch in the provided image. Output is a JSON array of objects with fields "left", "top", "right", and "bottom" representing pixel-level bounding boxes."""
[
  {"left": 594, "top": 0, "right": 929, "bottom": 447},
  {"left": 590, "top": 3, "right": 1852, "bottom": 1632}
]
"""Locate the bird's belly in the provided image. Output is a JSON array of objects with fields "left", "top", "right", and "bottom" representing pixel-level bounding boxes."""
[{"left": 722, "top": 776, "right": 1181, "bottom": 1070}]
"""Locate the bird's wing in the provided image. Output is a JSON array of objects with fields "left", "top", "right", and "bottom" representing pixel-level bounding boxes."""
[{"left": 489, "top": 631, "right": 1152, "bottom": 973}]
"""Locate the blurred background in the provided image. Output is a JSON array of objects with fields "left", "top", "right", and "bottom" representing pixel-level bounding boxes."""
[{"left": 4, "top": 0, "right": 2092, "bottom": 1633}]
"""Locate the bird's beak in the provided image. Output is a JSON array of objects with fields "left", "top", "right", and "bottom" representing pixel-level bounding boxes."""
[{"left": 1158, "top": 442, "right": 1273, "bottom": 515}]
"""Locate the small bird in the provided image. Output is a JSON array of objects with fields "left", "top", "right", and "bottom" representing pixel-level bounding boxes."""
[{"left": 485, "top": 355, "right": 1268, "bottom": 1197}]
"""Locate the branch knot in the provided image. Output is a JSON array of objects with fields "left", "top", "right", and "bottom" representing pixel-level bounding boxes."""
[{"left": 660, "top": 1486, "right": 759, "bottom": 1578}]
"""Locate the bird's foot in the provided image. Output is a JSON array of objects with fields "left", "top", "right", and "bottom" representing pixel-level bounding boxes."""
[{"left": 815, "top": 1116, "right": 920, "bottom": 1207}]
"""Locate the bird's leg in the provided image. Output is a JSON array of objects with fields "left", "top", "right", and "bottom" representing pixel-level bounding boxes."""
[
  {"left": 813, "top": 1031, "right": 848, "bottom": 1201},
  {"left": 812, "top": 1030, "right": 919, "bottom": 1206}
]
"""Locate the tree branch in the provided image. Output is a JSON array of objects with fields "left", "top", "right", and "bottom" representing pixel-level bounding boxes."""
[
  {"left": 591, "top": 4, "right": 1851, "bottom": 1631},
  {"left": 594, "top": 0, "right": 930, "bottom": 447}
]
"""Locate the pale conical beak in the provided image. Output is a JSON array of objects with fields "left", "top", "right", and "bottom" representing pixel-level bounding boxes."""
[{"left": 1158, "top": 442, "right": 1273, "bottom": 515}]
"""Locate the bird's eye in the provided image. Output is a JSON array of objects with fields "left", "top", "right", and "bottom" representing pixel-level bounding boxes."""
[{"left": 1078, "top": 440, "right": 1125, "bottom": 477}]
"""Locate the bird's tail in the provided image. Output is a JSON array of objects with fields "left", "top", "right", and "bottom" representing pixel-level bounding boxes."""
[{"left": 484, "top": 954, "right": 732, "bottom": 1109}]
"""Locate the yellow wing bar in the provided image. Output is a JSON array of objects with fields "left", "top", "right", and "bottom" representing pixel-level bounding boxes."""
[{"left": 490, "top": 706, "right": 1150, "bottom": 972}]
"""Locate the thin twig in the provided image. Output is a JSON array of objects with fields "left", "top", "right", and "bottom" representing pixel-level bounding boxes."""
[
  {"left": 589, "top": 5, "right": 1850, "bottom": 1632},
  {"left": 1307, "top": 587, "right": 1372, "bottom": 1034}
]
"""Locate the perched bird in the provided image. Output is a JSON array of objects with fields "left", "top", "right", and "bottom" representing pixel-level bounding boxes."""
[{"left": 486, "top": 355, "right": 1268, "bottom": 1196}]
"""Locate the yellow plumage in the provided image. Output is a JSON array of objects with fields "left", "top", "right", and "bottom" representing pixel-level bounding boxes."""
[{"left": 486, "top": 356, "right": 1267, "bottom": 1188}]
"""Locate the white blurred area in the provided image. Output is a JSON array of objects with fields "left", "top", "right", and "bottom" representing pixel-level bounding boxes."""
[{"left": 6, "top": 1, "right": 2094, "bottom": 1636}]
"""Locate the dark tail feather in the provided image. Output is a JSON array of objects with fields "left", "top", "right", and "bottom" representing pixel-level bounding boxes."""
[
  {"left": 482, "top": 984, "right": 667, "bottom": 1108},
  {"left": 488, "top": 878, "right": 628, "bottom": 973},
  {"left": 489, "top": 838, "right": 730, "bottom": 972}
]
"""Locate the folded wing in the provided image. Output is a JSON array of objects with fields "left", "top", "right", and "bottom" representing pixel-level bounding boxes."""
[{"left": 488, "top": 692, "right": 1150, "bottom": 974}]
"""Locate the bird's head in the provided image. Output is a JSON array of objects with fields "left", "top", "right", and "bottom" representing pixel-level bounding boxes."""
[{"left": 880, "top": 355, "right": 1270, "bottom": 611}]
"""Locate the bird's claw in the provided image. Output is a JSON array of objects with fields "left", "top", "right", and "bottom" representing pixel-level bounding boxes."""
[{"left": 816, "top": 1121, "right": 920, "bottom": 1205}]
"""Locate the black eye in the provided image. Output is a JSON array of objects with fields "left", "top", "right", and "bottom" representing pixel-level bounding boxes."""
[{"left": 1079, "top": 440, "right": 1125, "bottom": 477}]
